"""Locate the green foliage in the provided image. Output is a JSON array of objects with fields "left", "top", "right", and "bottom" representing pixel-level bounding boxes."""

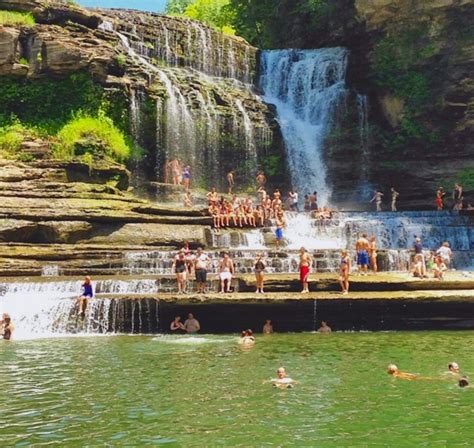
[
  {"left": 0, "top": 11, "right": 35, "bottom": 26},
  {"left": 166, "top": 0, "right": 193, "bottom": 14},
  {"left": 54, "top": 115, "right": 131, "bottom": 163},
  {"left": 458, "top": 168, "right": 474, "bottom": 190},
  {"left": 116, "top": 53, "right": 126, "bottom": 67},
  {"left": 185, "top": 0, "right": 235, "bottom": 34},
  {"left": 0, "top": 121, "right": 42, "bottom": 161},
  {"left": 18, "top": 57, "right": 28, "bottom": 65},
  {"left": 260, "top": 154, "right": 281, "bottom": 177},
  {"left": 0, "top": 73, "right": 104, "bottom": 133}
]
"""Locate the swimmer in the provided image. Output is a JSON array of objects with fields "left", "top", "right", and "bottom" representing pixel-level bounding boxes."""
[
  {"left": 355, "top": 233, "right": 370, "bottom": 275},
  {"left": 448, "top": 362, "right": 460, "bottom": 375},
  {"left": 387, "top": 364, "right": 425, "bottom": 380},
  {"left": 1, "top": 313, "right": 14, "bottom": 341},
  {"left": 263, "top": 319, "right": 273, "bottom": 334},
  {"left": 170, "top": 316, "right": 185, "bottom": 332},
  {"left": 458, "top": 377, "right": 469, "bottom": 388},
  {"left": 239, "top": 329, "right": 256, "bottom": 346},
  {"left": 318, "top": 321, "right": 332, "bottom": 333},
  {"left": 270, "top": 367, "right": 297, "bottom": 389}
]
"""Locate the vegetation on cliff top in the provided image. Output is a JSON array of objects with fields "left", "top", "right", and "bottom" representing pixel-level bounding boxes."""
[{"left": 0, "top": 11, "right": 35, "bottom": 26}]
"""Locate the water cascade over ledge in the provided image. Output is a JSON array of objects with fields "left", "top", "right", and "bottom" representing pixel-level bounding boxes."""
[{"left": 260, "top": 48, "right": 350, "bottom": 204}]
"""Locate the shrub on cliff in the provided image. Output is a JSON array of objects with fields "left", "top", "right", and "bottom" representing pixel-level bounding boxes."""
[
  {"left": 0, "top": 121, "right": 43, "bottom": 162},
  {"left": 0, "top": 11, "right": 35, "bottom": 26},
  {"left": 54, "top": 116, "right": 131, "bottom": 163}
]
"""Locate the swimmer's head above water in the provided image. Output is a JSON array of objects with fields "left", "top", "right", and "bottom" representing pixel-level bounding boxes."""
[
  {"left": 387, "top": 364, "right": 399, "bottom": 375},
  {"left": 277, "top": 367, "right": 286, "bottom": 379},
  {"left": 459, "top": 377, "right": 469, "bottom": 388},
  {"left": 448, "top": 362, "right": 460, "bottom": 373}
]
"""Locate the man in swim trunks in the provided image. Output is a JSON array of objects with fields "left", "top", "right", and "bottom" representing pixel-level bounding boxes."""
[
  {"left": 183, "top": 313, "right": 200, "bottom": 334},
  {"left": 219, "top": 252, "right": 235, "bottom": 293},
  {"left": 299, "top": 247, "right": 312, "bottom": 294},
  {"left": 355, "top": 233, "right": 370, "bottom": 275},
  {"left": 194, "top": 247, "right": 210, "bottom": 294},
  {"left": 227, "top": 170, "right": 235, "bottom": 194},
  {"left": 275, "top": 212, "right": 285, "bottom": 249},
  {"left": 318, "top": 321, "right": 332, "bottom": 333}
]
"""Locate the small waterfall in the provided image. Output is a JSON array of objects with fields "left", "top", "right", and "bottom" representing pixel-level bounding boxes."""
[
  {"left": 260, "top": 48, "right": 350, "bottom": 205},
  {"left": 357, "top": 94, "right": 371, "bottom": 199},
  {"left": 41, "top": 265, "right": 59, "bottom": 277},
  {"left": 98, "top": 20, "right": 114, "bottom": 32},
  {"left": 0, "top": 279, "right": 162, "bottom": 339}
]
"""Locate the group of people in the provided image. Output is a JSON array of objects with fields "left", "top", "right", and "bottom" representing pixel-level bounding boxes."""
[
  {"left": 170, "top": 313, "right": 201, "bottom": 334},
  {"left": 435, "top": 183, "right": 468, "bottom": 211},
  {"left": 388, "top": 362, "right": 470, "bottom": 388},
  {"left": 411, "top": 238, "right": 453, "bottom": 280},
  {"left": 165, "top": 158, "right": 191, "bottom": 190}
]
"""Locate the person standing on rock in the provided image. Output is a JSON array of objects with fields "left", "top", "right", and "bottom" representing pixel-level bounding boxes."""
[
  {"left": 227, "top": 170, "right": 235, "bottom": 194},
  {"left": 391, "top": 187, "right": 399, "bottom": 212},
  {"left": 256, "top": 171, "right": 266, "bottom": 188},
  {"left": 219, "top": 252, "right": 235, "bottom": 293},
  {"left": 435, "top": 187, "right": 446, "bottom": 210},
  {"left": 194, "top": 247, "right": 210, "bottom": 294},
  {"left": 369, "top": 235, "right": 378, "bottom": 273},
  {"left": 370, "top": 190, "right": 384, "bottom": 212},
  {"left": 355, "top": 233, "right": 370, "bottom": 275},
  {"left": 172, "top": 249, "right": 189, "bottom": 294},
  {"left": 275, "top": 211, "right": 285, "bottom": 249},
  {"left": 77, "top": 276, "right": 94, "bottom": 318},
  {"left": 299, "top": 247, "right": 312, "bottom": 294},
  {"left": 339, "top": 250, "right": 351, "bottom": 294},
  {"left": 182, "top": 165, "right": 191, "bottom": 191},
  {"left": 254, "top": 253, "right": 266, "bottom": 294}
]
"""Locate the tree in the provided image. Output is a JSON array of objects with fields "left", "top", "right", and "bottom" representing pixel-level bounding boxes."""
[
  {"left": 184, "top": 0, "right": 235, "bottom": 34},
  {"left": 165, "top": 0, "right": 193, "bottom": 15}
]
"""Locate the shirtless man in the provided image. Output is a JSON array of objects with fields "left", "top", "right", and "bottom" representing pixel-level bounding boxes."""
[
  {"left": 391, "top": 187, "right": 399, "bottom": 212},
  {"left": 275, "top": 211, "right": 285, "bottom": 249},
  {"left": 207, "top": 187, "right": 218, "bottom": 206},
  {"left": 257, "top": 186, "right": 267, "bottom": 205},
  {"left": 370, "top": 190, "right": 384, "bottom": 212},
  {"left": 263, "top": 319, "right": 274, "bottom": 334},
  {"left": 256, "top": 171, "right": 266, "bottom": 188},
  {"left": 318, "top": 321, "right": 332, "bottom": 333},
  {"left": 183, "top": 313, "right": 200, "bottom": 334},
  {"left": 355, "top": 233, "right": 370, "bottom": 275},
  {"left": 299, "top": 247, "right": 312, "bottom": 294},
  {"left": 271, "top": 367, "right": 297, "bottom": 388},
  {"left": 387, "top": 364, "right": 423, "bottom": 380},
  {"left": 227, "top": 170, "right": 235, "bottom": 194},
  {"left": 219, "top": 252, "right": 235, "bottom": 293}
]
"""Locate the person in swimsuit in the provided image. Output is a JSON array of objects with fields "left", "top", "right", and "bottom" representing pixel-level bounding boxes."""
[
  {"left": 436, "top": 187, "right": 446, "bottom": 210},
  {"left": 433, "top": 255, "right": 447, "bottom": 280},
  {"left": 77, "top": 276, "right": 93, "bottom": 318},
  {"left": 369, "top": 235, "right": 378, "bottom": 273},
  {"left": 170, "top": 316, "right": 185, "bottom": 332},
  {"left": 387, "top": 364, "right": 430, "bottom": 380},
  {"left": 1, "top": 313, "right": 14, "bottom": 340},
  {"left": 318, "top": 321, "right": 332, "bottom": 333},
  {"left": 183, "top": 313, "right": 200, "bottom": 334},
  {"left": 183, "top": 191, "right": 192, "bottom": 207},
  {"left": 254, "top": 253, "right": 266, "bottom": 294},
  {"left": 219, "top": 252, "right": 235, "bottom": 293},
  {"left": 309, "top": 192, "right": 318, "bottom": 211},
  {"left": 227, "top": 170, "right": 235, "bottom": 194},
  {"left": 239, "top": 329, "right": 256, "bottom": 346},
  {"left": 172, "top": 249, "right": 188, "bottom": 294},
  {"left": 275, "top": 213, "right": 285, "bottom": 249},
  {"left": 270, "top": 367, "right": 297, "bottom": 388},
  {"left": 299, "top": 247, "right": 312, "bottom": 294},
  {"left": 182, "top": 166, "right": 191, "bottom": 190},
  {"left": 355, "top": 233, "right": 370, "bottom": 275},
  {"left": 256, "top": 171, "right": 266, "bottom": 188},
  {"left": 169, "top": 158, "right": 181, "bottom": 185},
  {"left": 263, "top": 319, "right": 273, "bottom": 334},
  {"left": 458, "top": 377, "right": 470, "bottom": 388},
  {"left": 370, "top": 190, "right": 384, "bottom": 212},
  {"left": 448, "top": 362, "right": 460, "bottom": 376},
  {"left": 194, "top": 247, "right": 210, "bottom": 294},
  {"left": 436, "top": 241, "right": 452, "bottom": 268},
  {"left": 339, "top": 250, "right": 351, "bottom": 294},
  {"left": 391, "top": 187, "right": 399, "bottom": 212}
]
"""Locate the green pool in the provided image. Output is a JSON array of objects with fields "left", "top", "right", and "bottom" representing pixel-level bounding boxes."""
[{"left": 1, "top": 332, "right": 473, "bottom": 446}]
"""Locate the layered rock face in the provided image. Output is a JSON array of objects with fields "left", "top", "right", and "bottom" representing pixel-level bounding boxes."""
[
  {"left": 353, "top": 0, "right": 474, "bottom": 207},
  {"left": 0, "top": 0, "right": 287, "bottom": 191}
]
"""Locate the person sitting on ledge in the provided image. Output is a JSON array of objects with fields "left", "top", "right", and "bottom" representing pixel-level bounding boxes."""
[
  {"left": 1, "top": 313, "right": 14, "bottom": 341},
  {"left": 270, "top": 367, "right": 297, "bottom": 388},
  {"left": 459, "top": 377, "right": 470, "bottom": 388},
  {"left": 433, "top": 255, "right": 447, "bottom": 280},
  {"left": 387, "top": 364, "right": 424, "bottom": 380},
  {"left": 318, "top": 321, "right": 332, "bottom": 333},
  {"left": 77, "top": 276, "right": 94, "bottom": 318},
  {"left": 263, "top": 319, "right": 273, "bottom": 334},
  {"left": 170, "top": 316, "right": 185, "bottom": 332}
]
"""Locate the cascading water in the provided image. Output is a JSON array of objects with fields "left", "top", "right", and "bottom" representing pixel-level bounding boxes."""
[{"left": 260, "top": 48, "right": 350, "bottom": 205}]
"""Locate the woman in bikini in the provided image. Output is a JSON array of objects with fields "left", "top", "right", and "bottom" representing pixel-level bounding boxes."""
[
  {"left": 339, "top": 250, "right": 351, "bottom": 294},
  {"left": 369, "top": 235, "right": 378, "bottom": 273},
  {"left": 172, "top": 250, "right": 189, "bottom": 294}
]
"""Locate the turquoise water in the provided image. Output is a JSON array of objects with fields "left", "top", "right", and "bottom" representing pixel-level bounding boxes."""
[{"left": 1, "top": 332, "right": 473, "bottom": 446}]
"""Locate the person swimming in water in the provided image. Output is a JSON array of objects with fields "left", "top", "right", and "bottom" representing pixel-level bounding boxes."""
[
  {"left": 458, "top": 377, "right": 470, "bottom": 388},
  {"left": 239, "top": 329, "right": 256, "bottom": 346},
  {"left": 387, "top": 364, "right": 430, "bottom": 380},
  {"left": 270, "top": 367, "right": 297, "bottom": 388},
  {"left": 448, "top": 362, "right": 460, "bottom": 375},
  {"left": 1, "top": 313, "right": 14, "bottom": 340}
]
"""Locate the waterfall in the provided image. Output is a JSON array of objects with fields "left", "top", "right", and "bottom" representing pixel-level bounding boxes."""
[
  {"left": 0, "top": 279, "right": 161, "bottom": 339},
  {"left": 260, "top": 48, "right": 350, "bottom": 205},
  {"left": 357, "top": 94, "right": 371, "bottom": 199}
]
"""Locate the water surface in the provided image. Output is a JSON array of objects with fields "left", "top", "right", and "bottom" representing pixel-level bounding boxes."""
[{"left": 1, "top": 332, "right": 473, "bottom": 446}]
